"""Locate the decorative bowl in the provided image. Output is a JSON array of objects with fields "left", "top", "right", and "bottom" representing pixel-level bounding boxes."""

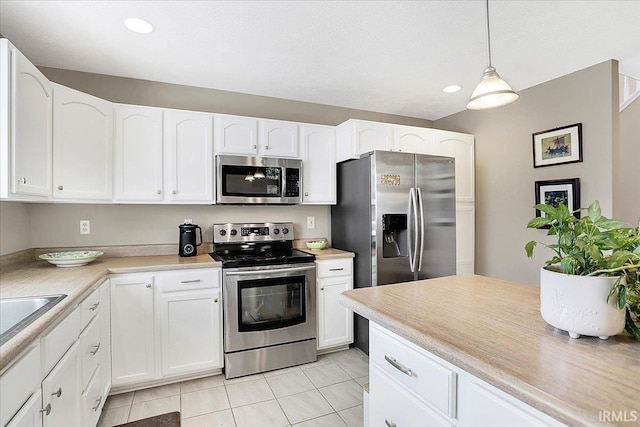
[
  {"left": 39, "top": 251, "right": 104, "bottom": 267},
  {"left": 305, "top": 240, "right": 327, "bottom": 250}
]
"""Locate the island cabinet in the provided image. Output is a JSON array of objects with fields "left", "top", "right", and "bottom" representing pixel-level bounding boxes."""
[
  {"left": 0, "top": 39, "right": 53, "bottom": 200},
  {"left": 368, "top": 323, "right": 565, "bottom": 427},
  {"left": 316, "top": 257, "right": 354, "bottom": 350},
  {"left": 52, "top": 84, "right": 113, "bottom": 201},
  {"left": 300, "top": 124, "right": 336, "bottom": 204},
  {"left": 110, "top": 268, "right": 223, "bottom": 391}
]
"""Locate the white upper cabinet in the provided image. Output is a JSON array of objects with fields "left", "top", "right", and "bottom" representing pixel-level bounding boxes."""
[
  {"left": 215, "top": 115, "right": 299, "bottom": 158},
  {"left": 300, "top": 124, "right": 336, "bottom": 204},
  {"left": 114, "top": 105, "right": 164, "bottom": 202},
  {"left": 259, "top": 119, "right": 299, "bottom": 157},
  {"left": 394, "top": 125, "right": 435, "bottom": 154},
  {"left": 432, "top": 129, "right": 475, "bottom": 203},
  {"left": 336, "top": 119, "right": 394, "bottom": 162},
  {"left": 52, "top": 84, "right": 113, "bottom": 200},
  {"left": 0, "top": 39, "right": 52, "bottom": 199},
  {"left": 214, "top": 115, "right": 259, "bottom": 156},
  {"left": 164, "top": 110, "right": 214, "bottom": 203}
]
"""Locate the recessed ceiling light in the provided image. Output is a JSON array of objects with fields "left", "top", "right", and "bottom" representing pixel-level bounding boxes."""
[
  {"left": 124, "top": 18, "right": 154, "bottom": 34},
  {"left": 443, "top": 85, "right": 462, "bottom": 93}
]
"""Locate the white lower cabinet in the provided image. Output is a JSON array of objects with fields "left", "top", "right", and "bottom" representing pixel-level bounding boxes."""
[
  {"left": 316, "top": 258, "right": 354, "bottom": 350},
  {"left": 41, "top": 341, "right": 81, "bottom": 427},
  {"left": 0, "top": 343, "right": 41, "bottom": 426},
  {"left": 110, "top": 268, "right": 223, "bottom": 390},
  {"left": 81, "top": 367, "right": 104, "bottom": 427},
  {"left": 6, "top": 389, "right": 43, "bottom": 427},
  {"left": 369, "top": 323, "right": 566, "bottom": 427}
]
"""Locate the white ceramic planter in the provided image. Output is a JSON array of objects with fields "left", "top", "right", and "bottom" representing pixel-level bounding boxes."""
[{"left": 540, "top": 266, "right": 625, "bottom": 339}]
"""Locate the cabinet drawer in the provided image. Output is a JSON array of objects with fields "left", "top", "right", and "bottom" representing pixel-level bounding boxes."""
[
  {"left": 79, "top": 315, "right": 101, "bottom": 390},
  {"left": 370, "top": 366, "right": 453, "bottom": 427},
  {"left": 316, "top": 258, "right": 352, "bottom": 278},
  {"left": 80, "top": 288, "right": 101, "bottom": 331},
  {"left": 0, "top": 343, "right": 41, "bottom": 427},
  {"left": 370, "top": 323, "right": 457, "bottom": 419},
  {"left": 41, "top": 306, "right": 80, "bottom": 375},
  {"left": 81, "top": 366, "right": 104, "bottom": 427},
  {"left": 154, "top": 268, "right": 221, "bottom": 293}
]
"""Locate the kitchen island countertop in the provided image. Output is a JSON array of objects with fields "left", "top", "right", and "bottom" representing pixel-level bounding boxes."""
[
  {"left": 0, "top": 254, "right": 220, "bottom": 371},
  {"left": 339, "top": 274, "right": 639, "bottom": 427}
]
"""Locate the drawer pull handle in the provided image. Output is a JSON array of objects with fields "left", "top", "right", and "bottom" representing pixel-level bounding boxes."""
[
  {"left": 146, "top": 283, "right": 152, "bottom": 288},
  {"left": 181, "top": 279, "right": 202, "bottom": 284},
  {"left": 385, "top": 355, "right": 413, "bottom": 377},
  {"left": 329, "top": 268, "right": 344, "bottom": 271},
  {"left": 214, "top": 298, "right": 219, "bottom": 303},
  {"left": 90, "top": 343, "right": 101, "bottom": 356},
  {"left": 321, "top": 287, "right": 325, "bottom": 291},
  {"left": 89, "top": 302, "right": 100, "bottom": 311},
  {"left": 385, "top": 420, "right": 397, "bottom": 427},
  {"left": 40, "top": 403, "right": 52, "bottom": 415},
  {"left": 92, "top": 395, "right": 103, "bottom": 411},
  {"left": 51, "top": 387, "right": 62, "bottom": 398}
]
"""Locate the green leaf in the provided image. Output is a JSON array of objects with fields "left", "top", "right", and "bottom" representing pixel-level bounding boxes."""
[
  {"left": 557, "top": 203, "right": 570, "bottom": 221},
  {"left": 596, "top": 218, "right": 627, "bottom": 230},
  {"left": 525, "top": 241, "right": 537, "bottom": 258},
  {"left": 588, "top": 244, "right": 602, "bottom": 261},
  {"left": 560, "top": 257, "right": 576, "bottom": 274},
  {"left": 534, "top": 204, "right": 557, "bottom": 217},
  {"left": 588, "top": 200, "right": 601, "bottom": 223},
  {"left": 625, "top": 310, "right": 640, "bottom": 341},
  {"left": 527, "top": 217, "right": 552, "bottom": 229}
]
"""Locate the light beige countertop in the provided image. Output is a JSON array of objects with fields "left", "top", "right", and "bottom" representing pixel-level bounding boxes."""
[
  {"left": 339, "top": 274, "right": 640, "bottom": 427},
  {"left": 0, "top": 254, "right": 220, "bottom": 371},
  {"left": 299, "top": 248, "right": 355, "bottom": 259}
]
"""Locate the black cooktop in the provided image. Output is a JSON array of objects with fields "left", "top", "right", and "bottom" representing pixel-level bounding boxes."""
[{"left": 210, "top": 242, "right": 315, "bottom": 268}]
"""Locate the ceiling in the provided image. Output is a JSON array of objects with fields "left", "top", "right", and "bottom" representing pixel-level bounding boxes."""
[{"left": 1, "top": 1, "right": 638, "bottom": 120}]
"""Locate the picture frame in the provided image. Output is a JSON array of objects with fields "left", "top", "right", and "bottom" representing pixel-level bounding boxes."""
[
  {"left": 532, "top": 123, "right": 582, "bottom": 168},
  {"left": 534, "top": 178, "right": 580, "bottom": 227}
]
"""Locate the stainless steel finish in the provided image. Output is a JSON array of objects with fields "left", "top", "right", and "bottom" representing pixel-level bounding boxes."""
[
  {"left": 417, "top": 187, "right": 425, "bottom": 271},
  {"left": 92, "top": 396, "right": 103, "bottom": 411},
  {"left": 57, "top": 185, "right": 63, "bottom": 190},
  {"left": 215, "top": 155, "right": 302, "bottom": 205},
  {"left": 384, "top": 355, "right": 413, "bottom": 377},
  {"left": 146, "top": 283, "right": 151, "bottom": 288},
  {"left": 180, "top": 279, "right": 202, "bottom": 283},
  {"left": 385, "top": 419, "right": 397, "bottom": 427},
  {"left": 41, "top": 403, "right": 51, "bottom": 415},
  {"left": 223, "top": 263, "right": 316, "bottom": 353},
  {"left": 408, "top": 187, "right": 417, "bottom": 273},
  {"left": 89, "top": 302, "right": 99, "bottom": 311},
  {"left": 329, "top": 268, "right": 344, "bottom": 271},
  {"left": 0, "top": 294, "right": 67, "bottom": 345},
  {"left": 51, "top": 387, "right": 62, "bottom": 398},
  {"left": 19, "top": 177, "right": 26, "bottom": 184},
  {"left": 213, "top": 222, "right": 294, "bottom": 244},
  {"left": 156, "top": 190, "right": 161, "bottom": 194},
  {"left": 90, "top": 343, "right": 101, "bottom": 356},
  {"left": 224, "top": 338, "right": 317, "bottom": 379}
]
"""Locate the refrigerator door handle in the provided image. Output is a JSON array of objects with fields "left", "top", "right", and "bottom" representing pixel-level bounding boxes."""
[
  {"left": 417, "top": 187, "right": 425, "bottom": 271},
  {"left": 408, "top": 187, "right": 419, "bottom": 272}
]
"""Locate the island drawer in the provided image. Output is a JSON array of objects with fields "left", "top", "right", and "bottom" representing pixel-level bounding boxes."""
[
  {"left": 80, "top": 287, "right": 101, "bottom": 330},
  {"left": 316, "top": 258, "right": 352, "bottom": 278},
  {"left": 370, "top": 322, "right": 457, "bottom": 420}
]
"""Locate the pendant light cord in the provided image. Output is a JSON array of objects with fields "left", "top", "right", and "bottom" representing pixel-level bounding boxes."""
[{"left": 486, "top": 0, "right": 492, "bottom": 68}]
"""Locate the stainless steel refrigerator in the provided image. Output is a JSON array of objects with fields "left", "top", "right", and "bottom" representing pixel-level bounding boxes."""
[{"left": 331, "top": 151, "right": 456, "bottom": 354}]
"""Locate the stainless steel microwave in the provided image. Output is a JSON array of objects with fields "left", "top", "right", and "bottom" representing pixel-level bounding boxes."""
[{"left": 216, "top": 155, "right": 302, "bottom": 204}]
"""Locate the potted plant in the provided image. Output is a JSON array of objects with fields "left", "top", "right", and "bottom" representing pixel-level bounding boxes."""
[{"left": 525, "top": 200, "right": 639, "bottom": 340}]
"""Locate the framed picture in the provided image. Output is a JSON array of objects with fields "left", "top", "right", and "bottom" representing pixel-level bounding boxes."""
[
  {"left": 534, "top": 178, "right": 580, "bottom": 226},
  {"left": 532, "top": 123, "right": 582, "bottom": 168}
]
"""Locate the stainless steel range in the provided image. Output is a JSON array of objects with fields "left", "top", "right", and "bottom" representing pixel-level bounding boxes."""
[{"left": 210, "top": 222, "right": 317, "bottom": 379}]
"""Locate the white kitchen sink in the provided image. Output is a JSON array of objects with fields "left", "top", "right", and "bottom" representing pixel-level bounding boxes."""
[{"left": 0, "top": 295, "right": 66, "bottom": 345}]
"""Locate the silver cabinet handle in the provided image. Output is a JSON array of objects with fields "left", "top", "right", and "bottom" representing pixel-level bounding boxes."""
[
  {"left": 19, "top": 177, "right": 26, "bottom": 184},
  {"left": 40, "top": 403, "right": 51, "bottom": 415},
  {"left": 90, "top": 343, "right": 101, "bottom": 356},
  {"left": 51, "top": 387, "right": 62, "bottom": 398},
  {"left": 157, "top": 190, "right": 162, "bottom": 194},
  {"left": 89, "top": 302, "right": 100, "bottom": 311},
  {"left": 214, "top": 298, "right": 219, "bottom": 303},
  {"left": 384, "top": 355, "right": 413, "bottom": 377},
  {"left": 329, "top": 268, "right": 344, "bottom": 271},
  {"left": 305, "top": 192, "right": 309, "bottom": 196},
  {"left": 146, "top": 283, "right": 152, "bottom": 288},
  {"left": 92, "top": 396, "right": 103, "bottom": 411},
  {"left": 58, "top": 185, "right": 63, "bottom": 191},
  {"left": 385, "top": 420, "right": 397, "bottom": 427},
  {"left": 180, "top": 279, "right": 202, "bottom": 283},
  {"left": 172, "top": 190, "right": 177, "bottom": 194},
  {"left": 252, "top": 144, "right": 257, "bottom": 149}
]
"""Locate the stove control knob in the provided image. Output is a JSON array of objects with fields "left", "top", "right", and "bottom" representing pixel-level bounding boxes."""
[
  {"left": 219, "top": 229, "right": 227, "bottom": 236},
  {"left": 282, "top": 227, "right": 289, "bottom": 234},
  {"left": 230, "top": 229, "right": 237, "bottom": 236},
  {"left": 273, "top": 228, "right": 280, "bottom": 235}
]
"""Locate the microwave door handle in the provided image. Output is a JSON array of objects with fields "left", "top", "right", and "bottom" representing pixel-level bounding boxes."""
[{"left": 417, "top": 187, "right": 425, "bottom": 271}]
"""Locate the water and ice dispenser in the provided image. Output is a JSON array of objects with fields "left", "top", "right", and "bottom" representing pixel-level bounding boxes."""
[{"left": 382, "top": 214, "right": 407, "bottom": 258}]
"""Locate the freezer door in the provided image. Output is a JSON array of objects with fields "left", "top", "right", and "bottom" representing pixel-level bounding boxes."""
[
  {"left": 415, "top": 154, "right": 457, "bottom": 279},
  {"left": 373, "top": 151, "right": 417, "bottom": 286}
]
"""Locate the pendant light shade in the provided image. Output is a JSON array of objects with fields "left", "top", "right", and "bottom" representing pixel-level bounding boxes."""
[{"left": 467, "top": 0, "right": 519, "bottom": 110}]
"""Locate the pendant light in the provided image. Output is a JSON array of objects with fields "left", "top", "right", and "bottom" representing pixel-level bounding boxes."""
[{"left": 467, "top": 0, "right": 519, "bottom": 110}]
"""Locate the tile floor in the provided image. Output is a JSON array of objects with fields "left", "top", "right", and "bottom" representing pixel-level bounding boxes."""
[{"left": 98, "top": 348, "right": 368, "bottom": 427}]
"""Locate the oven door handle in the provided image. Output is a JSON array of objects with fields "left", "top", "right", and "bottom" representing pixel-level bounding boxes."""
[{"left": 225, "top": 265, "right": 316, "bottom": 276}]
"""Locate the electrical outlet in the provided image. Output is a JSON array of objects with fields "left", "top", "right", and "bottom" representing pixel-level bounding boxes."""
[
  {"left": 80, "top": 220, "right": 91, "bottom": 235},
  {"left": 183, "top": 218, "right": 193, "bottom": 224},
  {"left": 307, "top": 216, "right": 316, "bottom": 229}
]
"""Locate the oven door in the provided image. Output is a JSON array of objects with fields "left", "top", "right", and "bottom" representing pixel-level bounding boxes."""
[{"left": 223, "top": 263, "right": 316, "bottom": 353}]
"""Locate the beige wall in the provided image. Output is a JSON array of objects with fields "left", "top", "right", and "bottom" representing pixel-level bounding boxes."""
[
  {"left": 435, "top": 61, "right": 618, "bottom": 286},
  {"left": 0, "top": 201, "right": 31, "bottom": 255},
  {"left": 616, "top": 98, "right": 640, "bottom": 225}
]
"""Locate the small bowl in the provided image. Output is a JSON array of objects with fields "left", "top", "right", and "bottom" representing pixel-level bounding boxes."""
[{"left": 305, "top": 240, "right": 327, "bottom": 250}]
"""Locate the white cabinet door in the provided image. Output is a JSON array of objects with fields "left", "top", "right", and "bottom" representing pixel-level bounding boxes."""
[
  {"left": 52, "top": 84, "right": 113, "bottom": 200},
  {"left": 110, "top": 275, "right": 155, "bottom": 386},
  {"left": 336, "top": 119, "right": 394, "bottom": 162},
  {"left": 300, "top": 124, "right": 335, "bottom": 204},
  {"left": 0, "top": 343, "right": 41, "bottom": 427},
  {"left": 214, "top": 114, "right": 259, "bottom": 155},
  {"left": 7, "top": 42, "right": 53, "bottom": 198},
  {"left": 157, "top": 287, "right": 223, "bottom": 377},
  {"left": 114, "top": 105, "right": 164, "bottom": 201},
  {"left": 456, "top": 205, "right": 475, "bottom": 275},
  {"left": 318, "top": 275, "right": 353, "bottom": 349},
  {"left": 41, "top": 341, "right": 81, "bottom": 427},
  {"left": 165, "top": 110, "right": 214, "bottom": 202},
  {"left": 80, "top": 367, "right": 103, "bottom": 427},
  {"left": 6, "top": 389, "right": 43, "bottom": 427},
  {"left": 259, "top": 119, "right": 298, "bottom": 157},
  {"left": 432, "top": 130, "right": 474, "bottom": 203},
  {"left": 394, "top": 125, "right": 435, "bottom": 154}
]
